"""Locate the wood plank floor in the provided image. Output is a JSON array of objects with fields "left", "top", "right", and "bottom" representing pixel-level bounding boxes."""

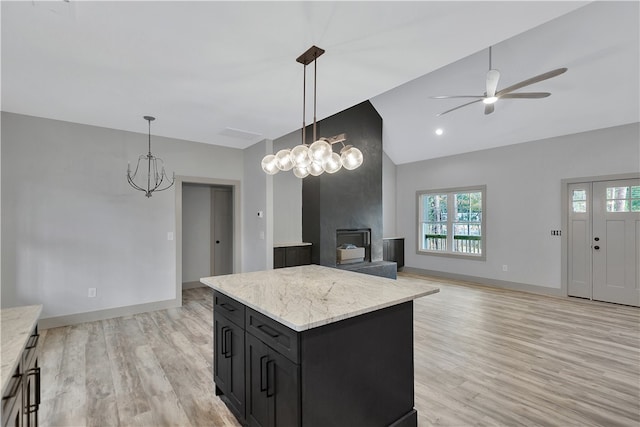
[{"left": 39, "top": 275, "right": 640, "bottom": 426}]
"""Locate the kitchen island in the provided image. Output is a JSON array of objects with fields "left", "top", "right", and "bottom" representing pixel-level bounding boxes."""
[{"left": 201, "top": 265, "right": 439, "bottom": 427}]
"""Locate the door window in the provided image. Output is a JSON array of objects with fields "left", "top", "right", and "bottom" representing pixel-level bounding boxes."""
[{"left": 605, "top": 186, "right": 640, "bottom": 212}]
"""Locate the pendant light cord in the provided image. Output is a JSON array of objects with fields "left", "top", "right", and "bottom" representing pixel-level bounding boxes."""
[
  {"left": 313, "top": 53, "right": 317, "bottom": 143},
  {"left": 302, "top": 63, "right": 307, "bottom": 146}
]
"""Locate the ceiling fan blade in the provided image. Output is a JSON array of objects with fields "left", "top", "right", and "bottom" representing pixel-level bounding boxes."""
[
  {"left": 486, "top": 69, "right": 500, "bottom": 97},
  {"left": 484, "top": 103, "right": 495, "bottom": 115},
  {"left": 500, "top": 92, "right": 551, "bottom": 99},
  {"left": 496, "top": 67, "right": 567, "bottom": 96},
  {"left": 436, "top": 99, "right": 483, "bottom": 117},
  {"left": 430, "top": 95, "right": 485, "bottom": 99}
]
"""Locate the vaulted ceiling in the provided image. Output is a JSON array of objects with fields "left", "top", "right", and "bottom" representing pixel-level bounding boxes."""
[{"left": 2, "top": 1, "right": 638, "bottom": 165}]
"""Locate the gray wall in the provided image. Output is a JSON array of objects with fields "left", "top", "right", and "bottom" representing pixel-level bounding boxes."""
[
  {"left": 382, "top": 152, "right": 397, "bottom": 238},
  {"left": 396, "top": 122, "right": 640, "bottom": 290},
  {"left": 242, "top": 139, "right": 273, "bottom": 272},
  {"left": 182, "top": 184, "right": 211, "bottom": 283},
  {"left": 272, "top": 134, "right": 303, "bottom": 244},
  {"left": 1, "top": 112, "right": 243, "bottom": 320}
]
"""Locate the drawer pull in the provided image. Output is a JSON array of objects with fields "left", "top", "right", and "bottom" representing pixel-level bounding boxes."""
[
  {"left": 220, "top": 303, "right": 236, "bottom": 312},
  {"left": 25, "top": 333, "right": 39, "bottom": 350},
  {"left": 2, "top": 373, "right": 22, "bottom": 400},
  {"left": 257, "top": 324, "right": 280, "bottom": 338}
]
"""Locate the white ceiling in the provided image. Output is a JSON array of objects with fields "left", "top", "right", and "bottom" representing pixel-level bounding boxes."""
[{"left": 2, "top": 1, "right": 638, "bottom": 165}]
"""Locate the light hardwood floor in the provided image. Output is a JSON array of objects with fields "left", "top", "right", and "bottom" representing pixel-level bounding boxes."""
[{"left": 39, "top": 275, "right": 640, "bottom": 427}]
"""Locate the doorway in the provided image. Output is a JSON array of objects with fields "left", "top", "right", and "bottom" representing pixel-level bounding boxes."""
[
  {"left": 567, "top": 178, "right": 640, "bottom": 306},
  {"left": 175, "top": 176, "right": 241, "bottom": 303}
]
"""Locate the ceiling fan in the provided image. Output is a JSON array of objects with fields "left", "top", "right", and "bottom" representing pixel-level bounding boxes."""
[{"left": 432, "top": 47, "right": 567, "bottom": 116}]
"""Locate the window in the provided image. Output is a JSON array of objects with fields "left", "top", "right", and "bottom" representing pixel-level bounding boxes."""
[
  {"left": 572, "top": 189, "right": 587, "bottom": 213},
  {"left": 606, "top": 186, "right": 640, "bottom": 212},
  {"left": 417, "top": 186, "right": 485, "bottom": 259}
]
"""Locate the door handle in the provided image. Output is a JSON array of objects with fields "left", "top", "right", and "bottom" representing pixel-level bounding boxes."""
[
  {"left": 594, "top": 237, "right": 600, "bottom": 241},
  {"left": 594, "top": 246, "right": 600, "bottom": 250},
  {"left": 216, "top": 240, "right": 220, "bottom": 244},
  {"left": 260, "top": 356, "right": 268, "bottom": 392}
]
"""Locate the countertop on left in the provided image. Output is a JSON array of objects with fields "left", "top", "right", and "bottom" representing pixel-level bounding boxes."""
[{"left": 1, "top": 305, "right": 42, "bottom": 396}]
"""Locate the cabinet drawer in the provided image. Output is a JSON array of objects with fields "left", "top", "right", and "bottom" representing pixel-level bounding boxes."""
[
  {"left": 214, "top": 291, "right": 245, "bottom": 327},
  {"left": 246, "top": 308, "right": 299, "bottom": 364}
]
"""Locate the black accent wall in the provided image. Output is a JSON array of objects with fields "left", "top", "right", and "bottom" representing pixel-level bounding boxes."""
[{"left": 302, "top": 100, "right": 383, "bottom": 267}]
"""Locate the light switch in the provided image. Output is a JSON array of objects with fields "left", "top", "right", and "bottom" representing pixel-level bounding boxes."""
[{"left": 167, "top": 232, "right": 174, "bottom": 241}]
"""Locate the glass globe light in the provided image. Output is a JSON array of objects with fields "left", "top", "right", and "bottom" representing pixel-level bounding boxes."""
[
  {"left": 293, "top": 165, "right": 309, "bottom": 178},
  {"left": 322, "top": 152, "right": 342, "bottom": 174},
  {"left": 261, "top": 154, "right": 280, "bottom": 175},
  {"left": 275, "top": 149, "right": 294, "bottom": 171},
  {"left": 308, "top": 139, "right": 332, "bottom": 163},
  {"left": 290, "top": 144, "right": 311, "bottom": 167},
  {"left": 340, "top": 146, "right": 363, "bottom": 170},
  {"left": 308, "top": 161, "right": 324, "bottom": 176}
]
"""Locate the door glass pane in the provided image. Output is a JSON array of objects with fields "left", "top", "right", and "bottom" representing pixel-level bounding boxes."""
[
  {"left": 632, "top": 199, "right": 640, "bottom": 212},
  {"left": 607, "top": 200, "right": 629, "bottom": 212},
  {"left": 572, "top": 189, "right": 586, "bottom": 201},
  {"left": 573, "top": 201, "right": 587, "bottom": 213},
  {"left": 572, "top": 189, "right": 587, "bottom": 213},
  {"left": 631, "top": 186, "right": 640, "bottom": 198},
  {"left": 606, "top": 186, "right": 628, "bottom": 199}
]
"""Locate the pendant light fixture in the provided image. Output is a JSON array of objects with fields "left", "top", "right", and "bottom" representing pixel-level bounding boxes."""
[
  {"left": 261, "top": 46, "right": 363, "bottom": 177},
  {"left": 127, "top": 116, "right": 175, "bottom": 197}
]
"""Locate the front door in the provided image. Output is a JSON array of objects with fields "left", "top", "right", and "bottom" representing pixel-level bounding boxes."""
[
  {"left": 592, "top": 179, "right": 640, "bottom": 306},
  {"left": 568, "top": 179, "right": 640, "bottom": 306}
]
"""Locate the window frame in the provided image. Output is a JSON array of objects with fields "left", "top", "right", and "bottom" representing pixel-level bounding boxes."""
[{"left": 416, "top": 185, "right": 486, "bottom": 261}]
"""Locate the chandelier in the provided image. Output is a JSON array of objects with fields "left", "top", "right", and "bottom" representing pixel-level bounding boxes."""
[
  {"left": 126, "top": 116, "right": 175, "bottom": 197},
  {"left": 261, "top": 46, "right": 363, "bottom": 178}
]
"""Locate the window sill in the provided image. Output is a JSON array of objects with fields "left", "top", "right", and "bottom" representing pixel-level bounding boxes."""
[{"left": 417, "top": 250, "right": 486, "bottom": 261}]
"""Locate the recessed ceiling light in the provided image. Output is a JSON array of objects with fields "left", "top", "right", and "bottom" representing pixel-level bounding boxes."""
[{"left": 435, "top": 128, "right": 444, "bottom": 136}]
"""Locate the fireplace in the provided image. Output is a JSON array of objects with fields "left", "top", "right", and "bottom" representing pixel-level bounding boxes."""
[{"left": 336, "top": 229, "right": 371, "bottom": 265}]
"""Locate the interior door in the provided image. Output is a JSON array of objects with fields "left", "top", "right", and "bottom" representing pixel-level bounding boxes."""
[
  {"left": 212, "top": 187, "right": 233, "bottom": 276},
  {"left": 592, "top": 179, "right": 640, "bottom": 306}
]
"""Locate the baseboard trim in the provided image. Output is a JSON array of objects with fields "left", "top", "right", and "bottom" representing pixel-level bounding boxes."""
[
  {"left": 39, "top": 298, "right": 181, "bottom": 329},
  {"left": 402, "top": 267, "right": 564, "bottom": 298},
  {"left": 182, "top": 281, "right": 206, "bottom": 289}
]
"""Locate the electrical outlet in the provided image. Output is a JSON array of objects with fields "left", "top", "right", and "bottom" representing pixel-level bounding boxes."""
[
  {"left": 502, "top": 265, "right": 508, "bottom": 272},
  {"left": 88, "top": 288, "right": 97, "bottom": 298}
]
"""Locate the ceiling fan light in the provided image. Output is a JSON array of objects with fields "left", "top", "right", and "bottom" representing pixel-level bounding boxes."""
[{"left": 483, "top": 96, "right": 498, "bottom": 104}]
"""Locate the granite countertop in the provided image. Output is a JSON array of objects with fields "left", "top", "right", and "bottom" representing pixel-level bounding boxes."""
[
  {"left": 273, "top": 242, "right": 312, "bottom": 248},
  {"left": 1, "top": 305, "right": 42, "bottom": 396},
  {"left": 201, "top": 265, "right": 439, "bottom": 332}
]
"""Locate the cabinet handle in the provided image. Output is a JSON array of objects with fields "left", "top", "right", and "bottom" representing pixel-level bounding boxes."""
[
  {"left": 26, "top": 333, "right": 39, "bottom": 350},
  {"left": 27, "top": 367, "right": 41, "bottom": 406},
  {"left": 220, "top": 303, "right": 236, "bottom": 312},
  {"left": 257, "top": 324, "right": 280, "bottom": 338},
  {"left": 260, "top": 356, "right": 268, "bottom": 392},
  {"left": 2, "top": 373, "right": 22, "bottom": 400},
  {"left": 266, "top": 360, "right": 275, "bottom": 397},
  {"left": 224, "top": 328, "right": 232, "bottom": 359},
  {"left": 220, "top": 326, "right": 228, "bottom": 355}
]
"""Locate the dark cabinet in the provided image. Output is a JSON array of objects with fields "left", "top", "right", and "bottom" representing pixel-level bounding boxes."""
[
  {"left": 273, "top": 245, "right": 311, "bottom": 269},
  {"left": 383, "top": 238, "right": 405, "bottom": 268},
  {"left": 245, "top": 333, "right": 300, "bottom": 427},
  {"left": 2, "top": 325, "right": 39, "bottom": 427},
  {"left": 213, "top": 294, "right": 246, "bottom": 419}
]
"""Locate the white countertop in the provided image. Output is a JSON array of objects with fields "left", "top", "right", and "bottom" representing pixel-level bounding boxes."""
[
  {"left": 201, "top": 265, "right": 439, "bottom": 332},
  {"left": 1, "top": 305, "right": 42, "bottom": 396},
  {"left": 273, "top": 242, "right": 312, "bottom": 248}
]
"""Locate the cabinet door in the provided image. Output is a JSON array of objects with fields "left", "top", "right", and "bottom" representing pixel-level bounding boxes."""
[
  {"left": 273, "top": 248, "right": 285, "bottom": 269},
  {"left": 214, "top": 312, "right": 245, "bottom": 417},
  {"left": 245, "top": 333, "right": 300, "bottom": 427}
]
